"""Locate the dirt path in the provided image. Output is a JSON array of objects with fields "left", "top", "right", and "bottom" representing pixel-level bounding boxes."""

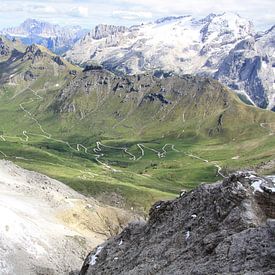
[
  {"left": 260, "top": 122, "right": 274, "bottom": 135},
  {"left": 1, "top": 86, "right": 225, "bottom": 178},
  {"left": 186, "top": 153, "right": 226, "bottom": 178}
]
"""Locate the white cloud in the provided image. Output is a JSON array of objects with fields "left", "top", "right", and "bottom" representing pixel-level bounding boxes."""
[
  {"left": 69, "top": 6, "right": 89, "bottom": 18},
  {"left": 28, "top": 4, "right": 57, "bottom": 14},
  {"left": 0, "top": 0, "right": 273, "bottom": 30},
  {"left": 114, "top": 0, "right": 275, "bottom": 29},
  {"left": 113, "top": 10, "right": 152, "bottom": 20}
]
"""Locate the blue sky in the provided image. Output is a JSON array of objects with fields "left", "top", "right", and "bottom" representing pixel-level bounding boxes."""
[{"left": 0, "top": 0, "right": 274, "bottom": 30}]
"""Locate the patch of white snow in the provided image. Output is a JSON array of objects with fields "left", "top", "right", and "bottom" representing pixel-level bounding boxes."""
[
  {"left": 251, "top": 180, "right": 264, "bottom": 193},
  {"left": 90, "top": 246, "right": 103, "bottom": 266}
]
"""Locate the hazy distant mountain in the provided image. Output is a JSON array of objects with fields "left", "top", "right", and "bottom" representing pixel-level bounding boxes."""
[
  {"left": 0, "top": 18, "right": 88, "bottom": 54},
  {"left": 64, "top": 13, "right": 275, "bottom": 109}
]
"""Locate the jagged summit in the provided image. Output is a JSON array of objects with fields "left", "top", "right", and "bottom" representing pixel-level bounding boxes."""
[
  {"left": 2, "top": 18, "right": 65, "bottom": 38},
  {"left": 64, "top": 12, "right": 274, "bottom": 110},
  {"left": 80, "top": 172, "right": 275, "bottom": 274},
  {"left": 89, "top": 24, "right": 128, "bottom": 40},
  {"left": 0, "top": 19, "right": 88, "bottom": 54},
  {"left": 65, "top": 12, "right": 254, "bottom": 73}
]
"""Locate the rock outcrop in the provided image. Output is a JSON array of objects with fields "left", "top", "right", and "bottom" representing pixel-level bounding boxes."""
[
  {"left": 80, "top": 172, "right": 275, "bottom": 274},
  {"left": 0, "top": 37, "right": 10, "bottom": 56},
  {"left": 90, "top": 24, "right": 128, "bottom": 40},
  {"left": 215, "top": 26, "right": 275, "bottom": 109}
]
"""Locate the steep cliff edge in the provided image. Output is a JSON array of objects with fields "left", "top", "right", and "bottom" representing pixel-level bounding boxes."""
[
  {"left": 80, "top": 172, "right": 275, "bottom": 274},
  {"left": 0, "top": 160, "right": 139, "bottom": 274}
]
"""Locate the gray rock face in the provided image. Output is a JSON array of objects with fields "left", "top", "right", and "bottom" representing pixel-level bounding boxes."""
[
  {"left": 90, "top": 24, "right": 128, "bottom": 40},
  {"left": 0, "top": 160, "right": 139, "bottom": 275},
  {"left": 80, "top": 172, "right": 275, "bottom": 274},
  {"left": 0, "top": 37, "right": 10, "bottom": 56},
  {"left": 215, "top": 26, "right": 275, "bottom": 109}
]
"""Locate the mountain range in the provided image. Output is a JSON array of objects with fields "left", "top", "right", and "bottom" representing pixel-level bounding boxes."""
[
  {"left": 1, "top": 14, "right": 274, "bottom": 110},
  {"left": 0, "top": 18, "right": 88, "bottom": 54},
  {"left": 64, "top": 13, "right": 275, "bottom": 110},
  {"left": 0, "top": 19, "right": 275, "bottom": 274}
]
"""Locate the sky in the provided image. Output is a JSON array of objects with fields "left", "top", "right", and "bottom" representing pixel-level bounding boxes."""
[{"left": 0, "top": 0, "right": 274, "bottom": 31}]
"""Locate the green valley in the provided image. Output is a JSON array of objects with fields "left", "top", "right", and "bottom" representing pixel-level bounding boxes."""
[{"left": 0, "top": 39, "right": 275, "bottom": 212}]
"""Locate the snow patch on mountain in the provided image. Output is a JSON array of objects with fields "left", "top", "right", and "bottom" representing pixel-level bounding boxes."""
[
  {"left": 65, "top": 12, "right": 253, "bottom": 75},
  {"left": 65, "top": 13, "right": 275, "bottom": 109}
]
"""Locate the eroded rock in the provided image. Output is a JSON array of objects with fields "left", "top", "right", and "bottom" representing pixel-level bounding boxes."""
[{"left": 80, "top": 172, "right": 275, "bottom": 275}]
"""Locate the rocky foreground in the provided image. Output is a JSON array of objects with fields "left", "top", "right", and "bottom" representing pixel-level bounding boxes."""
[
  {"left": 0, "top": 160, "right": 138, "bottom": 274},
  {"left": 80, "top": 172, "right": 275, "bottom": 275}
]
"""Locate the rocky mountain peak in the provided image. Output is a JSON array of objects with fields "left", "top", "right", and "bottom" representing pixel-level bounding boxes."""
[
  {"left": 80, "top": 172, "right": 275, "bottom": 274},
  {"left": 90, "top": 24, "right": 128, "bottom": 40},
  {"left": 2, "top": 18, "right": 59, "bottom": 37},
  {"left": 198, "top": 13, "right": 217, "bottom": 24},
  {"left": 0, "top": 37, "right": 10, "bottom": 56},
  {"left": 22, "top": 44, "right": 43, "bottom": 60},
  {"left": 63, "top": 12, "right": 275, "bottom": 109},
  {"left": 21, "top": 18, "right": 51, "bottom": 34},
  {"left": 25, "top": 44, "right": 40, "bottom": 53},
  {"left": 200, "top": 12, "right": 254, "bottom": 44}
]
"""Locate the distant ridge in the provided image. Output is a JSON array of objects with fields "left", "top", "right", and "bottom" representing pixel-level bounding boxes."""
[{"left": 0, "top": 18, "right": 88, "bottom": 54}]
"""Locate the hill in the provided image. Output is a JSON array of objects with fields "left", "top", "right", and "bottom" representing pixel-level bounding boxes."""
[{"left": 0, "top": 47, "right": 274, "bottom": 211}]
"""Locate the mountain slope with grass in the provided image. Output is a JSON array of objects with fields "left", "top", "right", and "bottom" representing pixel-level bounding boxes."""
[{"left": 0, "top": 44, "right": 275, "bottom": 212}]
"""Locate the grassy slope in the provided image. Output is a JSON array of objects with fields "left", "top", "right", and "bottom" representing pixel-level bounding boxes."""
[{"left": 0, "top": 50, "right": 275, "bottom": 212}]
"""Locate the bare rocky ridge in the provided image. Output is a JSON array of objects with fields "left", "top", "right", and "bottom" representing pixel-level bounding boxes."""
[
  {"left": 0, "top": 37, "right": 10, "bottom": 56},
  {"left": 64, "top": 13, "right": 275, "bottom": 110},
  {"left": 65, "top": 13, "right": 253, "bottom": 75},
  {"left": 0, "top": 160, "right": 139, "bottom": 274},
  {"left": 80, "top": 172, "right": 275, "bottom": 275},
  {"left": 215, "top": 26, "right": 275, "bottom": 109}
]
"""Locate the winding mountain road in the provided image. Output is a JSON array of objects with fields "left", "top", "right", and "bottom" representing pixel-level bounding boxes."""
[
  {"left": 0, "top": 85, "right": 231, "bottom": 179},
  {"left": 186, "top": 153, "right": 225, "bottom": 178},
  {"left": 260, "top": 122, "right": 274, "bottom": 135}
]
